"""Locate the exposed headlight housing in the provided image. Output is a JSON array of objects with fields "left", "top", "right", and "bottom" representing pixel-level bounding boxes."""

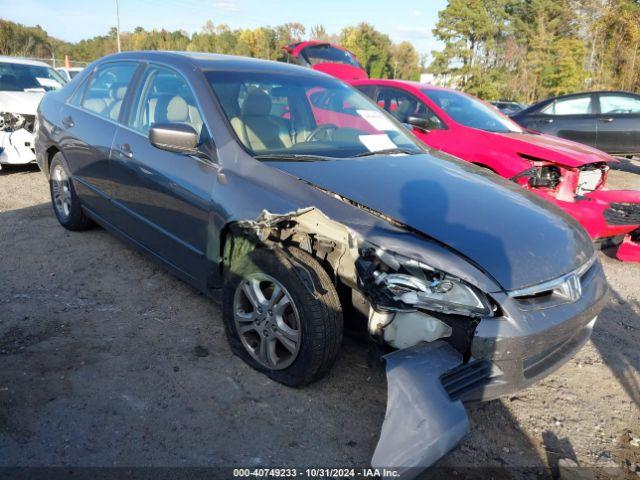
[
  {"left": 0, "top": 112, "right": 26, "bottom": 132},
  {"left": 357, "top": 247, "right": 495, "bottom": 318}
]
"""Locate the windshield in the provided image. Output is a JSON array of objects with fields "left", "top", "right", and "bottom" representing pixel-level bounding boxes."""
[
  {"left": 301, "top": 44, "right": 363, "bottom": 68},
  {"left": 423, "top": 89, "right": 523, "bottom": 133},
  {"left": 0, "top": 62, "right": 66, "bottom": 92},
  {"left": 206, "top": 70, "right": 422, "bottom": 159}
]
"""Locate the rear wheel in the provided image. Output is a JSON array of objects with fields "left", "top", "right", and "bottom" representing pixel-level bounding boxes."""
[
  {"left": 49, "top": 153, "right": 93, "bottom": 230},
  {"left": 222, "top": 246, "right": 343, "bottom": 387}
]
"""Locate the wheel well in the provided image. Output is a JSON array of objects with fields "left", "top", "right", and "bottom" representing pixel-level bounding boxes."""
[{"left": 45, "top": 146, "right": 60, "bottom": 173}]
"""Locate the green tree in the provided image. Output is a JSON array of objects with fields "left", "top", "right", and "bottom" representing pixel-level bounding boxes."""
[{"left": 340, "top": 23, "right": 392, "bottom": 78}]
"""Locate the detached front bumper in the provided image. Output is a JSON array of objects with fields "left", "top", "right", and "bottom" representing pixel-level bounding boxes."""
[
  {"left": 466, "top": 257, "right": 609, "bottom": 401},
  {"left": 0, "top": 129, "right": 37, "bottom": 166}
]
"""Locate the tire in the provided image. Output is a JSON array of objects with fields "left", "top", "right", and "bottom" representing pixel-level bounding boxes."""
[
  {"left": 49, "top": 152, "right": 93, "bottom": 231},
  {"left": 222, "top": 245, "right": 343, "bottom": 387}
]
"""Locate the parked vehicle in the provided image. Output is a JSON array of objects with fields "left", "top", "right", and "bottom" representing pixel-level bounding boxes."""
[
  {"left": 511, "top": 91, "right": 640, "bottom": 156},
  {"left": 350, "top": 79, "right": 640, "bottom": 262},
  {"left": 56, "top": 66, "right": 84, "bottom": 82},
  {"left": 36, "top": 51, "right": 608, "bottom": 475},
  {"left": 0, "top": 56, "right": 66, "bottom": 169},
  {"left": 283, "top": 41, "right": 368, "bottom": 81},
  {"left": 490, "top": 100, "right": 527, "bottom": 115}
]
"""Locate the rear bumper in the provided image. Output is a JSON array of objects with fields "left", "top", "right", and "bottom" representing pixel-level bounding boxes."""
[{"left": 463, "top": 259, "right": 609, "bottom": 401}]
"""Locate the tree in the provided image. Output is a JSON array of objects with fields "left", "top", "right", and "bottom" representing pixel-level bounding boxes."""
[
  {"left": 340, "top": 23, "right": 392, "bottom": 78},
  {"left": 390, "top": 41, "right": 421, "bottom": 80}
]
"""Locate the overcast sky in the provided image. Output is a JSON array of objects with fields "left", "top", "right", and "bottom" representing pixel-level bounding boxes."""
[{"left": 3, "top": 0, "right": 446, "bottom": 56}]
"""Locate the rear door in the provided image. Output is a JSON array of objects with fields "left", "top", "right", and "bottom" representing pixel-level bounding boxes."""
[
  {"left": 370, "top": 86, "right": 448, "bottom": 149},
  {"left": 595, "top": 92, "right": 640, "bottom": 154},
  {"left": 524, "top": 94, "right": 597, "bottom": 147},
  {"left": 109, "top": 64, "right": 218, "bottom": 283},
  {"left": 59, "top": 61, "right": 140, "bottom": 216}
]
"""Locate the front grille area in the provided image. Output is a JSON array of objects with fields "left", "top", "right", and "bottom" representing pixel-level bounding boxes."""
[
  {"left": 604, "top": 203, "right": 640, "bottom": 226},
  {"left": 441, "top": 359, "right": 492, "bottom": 401},
  {"left": 22, "top": 114, "right": 35, "bottom": 133}
]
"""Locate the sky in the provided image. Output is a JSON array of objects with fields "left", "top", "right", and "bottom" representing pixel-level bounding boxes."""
[{"left": 1, "top": 0, "right": 446, "bottom": 57}]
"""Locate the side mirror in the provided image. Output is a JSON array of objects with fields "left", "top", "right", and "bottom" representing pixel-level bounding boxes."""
[
  {"left": 406, "top": 115, "right": 431, "bottom": 132},
  {"left": 149, "top": 123, "right": 199, "bottom": 155}
]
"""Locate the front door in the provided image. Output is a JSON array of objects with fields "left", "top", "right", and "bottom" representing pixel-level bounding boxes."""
[
  {"left": 109, "top": 64, "right": 218, "bottom": 283},
  {"left": 371, "top": 86, "right": 449, "bottom": 149}
]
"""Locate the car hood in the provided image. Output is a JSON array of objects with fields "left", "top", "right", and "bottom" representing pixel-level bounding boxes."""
[
  {"left": 0, "top": 91, "right": 44, "bottom": 115},
  {"left": 489, "top": 131, "right": 614, "bottom": 167},
  {"left": 269, "top": 153, "right": 594, "bottom": 291},
  {"left": 312, "top": 63, "right": 369, "bottom": 81}
]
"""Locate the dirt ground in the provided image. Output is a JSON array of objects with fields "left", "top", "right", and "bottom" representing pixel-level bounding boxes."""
[{"left": 0, "top": 161, "right": 639, "bottom": 479}]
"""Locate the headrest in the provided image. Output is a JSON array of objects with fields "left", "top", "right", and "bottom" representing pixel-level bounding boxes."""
[
  {"left": 155, "top": 94, "right": 189, "bottom": 123},
  {"left": 109, "top": 83, "right": 127, "bottom": 100},
  {"left": 242, "top": 89, "right": 272, "bottom": 116}
]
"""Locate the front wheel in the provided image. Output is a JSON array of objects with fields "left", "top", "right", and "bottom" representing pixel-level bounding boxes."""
[
  {"left": 222, "top": 246, "right": 343, "bottom": 387},
  {"left": 49, "top": 152, "right": 93, "bottom": 231}
]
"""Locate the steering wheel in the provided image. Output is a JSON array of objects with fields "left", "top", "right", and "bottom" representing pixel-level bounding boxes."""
[{"left": 306, "top": 124, "right": 339, "bottom": 143}]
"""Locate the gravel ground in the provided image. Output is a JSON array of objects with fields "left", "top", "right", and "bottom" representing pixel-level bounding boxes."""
[{"left": 0, "top": 162, "right": 639, "bottom": 479}]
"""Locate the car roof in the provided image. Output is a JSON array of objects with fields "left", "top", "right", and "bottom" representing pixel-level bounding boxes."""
[
  {"left": 0, "top": 55, "right": 51, "bottom": 67},
  {"left": 352, "top": 78, "right": 453, "bottom": 92},
  {"left": 96, "top": 50, "right": 322, "bottom": 76}
]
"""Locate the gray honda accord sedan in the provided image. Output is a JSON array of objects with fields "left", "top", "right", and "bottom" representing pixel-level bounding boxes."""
[{"left": 35, "top": 51, "right": 608, "bottom": 475}]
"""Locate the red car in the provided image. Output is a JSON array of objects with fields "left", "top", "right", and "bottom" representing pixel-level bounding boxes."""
[
  {"left": 345, "top": 79, "right": 640, "bottom": 262},
  {"left": 283, "top": 44, "right": 640, "bottom": 261},
  {"left": 283, "top": 41, "right": 368, "bottom": 81}
]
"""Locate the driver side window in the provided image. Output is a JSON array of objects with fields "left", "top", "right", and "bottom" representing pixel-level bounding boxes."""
[
  {"left": 129, "top": 66, "right": 204, "bottom": 136},
  {"left": 375, "top": 87, "right": 444, "bottom": 129}
]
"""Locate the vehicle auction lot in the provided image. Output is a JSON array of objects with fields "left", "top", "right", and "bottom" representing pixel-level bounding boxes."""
[{"left": 0, "top": 163, "right": 639, "bottom": 477}]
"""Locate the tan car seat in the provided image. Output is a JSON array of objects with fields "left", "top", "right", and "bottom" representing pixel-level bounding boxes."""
[{"left": 230, "top": 89, "right": 292, "bottom": 152}]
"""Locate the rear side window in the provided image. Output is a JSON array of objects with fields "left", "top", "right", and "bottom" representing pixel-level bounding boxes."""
[
  {"left": 80, "top": 63, "right": 138, "bottom": 121},
  {"left": 541, "top": 96, "right": 592, "bottom": 115},
  {"left": 599, "top": 94, "right": 640, "bottom": 114},
  {"left": 128, "top": 66, "right": 204, "bottom": 136}
]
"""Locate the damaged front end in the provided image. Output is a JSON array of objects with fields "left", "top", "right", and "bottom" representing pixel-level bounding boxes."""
[
  {"left": 0, "top": 111, "right": 37, "bottom": 168},
  {"left": 512, "top": 157, "right": 640, "bottom": 262},
  {"left": 227, "top": 207, "right": 499, "bottom": 477}
]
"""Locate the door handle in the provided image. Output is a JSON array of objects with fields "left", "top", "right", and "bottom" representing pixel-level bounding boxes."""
[
  {"left": 62, "top": 116, "right": 74, "bottom": 128},
  {"left": 599, "top": 117, "right": 614, "bottom": 123},
  {"left": 539, "top": 118, "right": 554, "bottom": 124},
  {"left": 117, "top": 143, "right": 133, "bottom": 158}
]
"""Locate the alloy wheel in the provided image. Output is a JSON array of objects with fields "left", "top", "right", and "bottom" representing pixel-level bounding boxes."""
[
  {"left": 51, "top": 164, "right": 72, "bottom": 219},
  {"left": 233, "top": 273, "right": 302, "bottom": 370}
]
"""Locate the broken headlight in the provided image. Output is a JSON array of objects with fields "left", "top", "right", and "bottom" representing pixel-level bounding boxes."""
[
  {"left": 358, "top": 248, "right": 494, "bottom": 317},
  {"left": 0, "top": 112, "right": 26, "bottom": 132}
]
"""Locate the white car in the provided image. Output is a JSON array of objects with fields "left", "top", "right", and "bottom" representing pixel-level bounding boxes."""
[
  {"left": 0, "top": 56, "right": 66, "bottom": 169},
  {"left": 56, "top": 67, "right": 84, "bottom": 82}
]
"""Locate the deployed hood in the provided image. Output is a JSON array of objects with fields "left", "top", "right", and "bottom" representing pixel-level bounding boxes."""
[
  {"left": 0, "top": 91, "right": 44, "bottom": 115},
  {"left": 269, "top": 153, "right": 594, "bottom": 291},
  {"left": 312, "top": 62, "right": 368, "bottom": 81},
  {"left": 491, "top": 131, "right": 614, "bottom": 167}
]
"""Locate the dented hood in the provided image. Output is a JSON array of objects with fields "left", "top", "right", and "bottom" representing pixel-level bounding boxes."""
[
  {"left": 490, "top": 131, "right": 614, "bottom": 167},
  {"left": 0, "top": 91, "right": 44, "bottom": 115},
  {"left": 269, "top": 153, "right": 594, "bottom": 291}
]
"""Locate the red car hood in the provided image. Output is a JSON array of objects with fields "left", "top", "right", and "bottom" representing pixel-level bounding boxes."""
[
  {"left": 312, "top": 62, "right": 368, "bottom": 81},
  {"left": 488, "top": 131, "right": 615, "bottom": 167}
]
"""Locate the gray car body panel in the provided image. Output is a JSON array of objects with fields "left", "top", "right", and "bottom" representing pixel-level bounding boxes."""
[{"left": 373, "top": 341, "right": 470, "bottom": 478}]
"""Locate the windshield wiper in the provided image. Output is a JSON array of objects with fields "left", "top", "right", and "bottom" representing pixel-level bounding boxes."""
[
  {"left": 254, "top": 154, "right": 332, "bottom": 162},
  {"left": 354, "top": 148, "right": 421, "bottom": 158}
]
